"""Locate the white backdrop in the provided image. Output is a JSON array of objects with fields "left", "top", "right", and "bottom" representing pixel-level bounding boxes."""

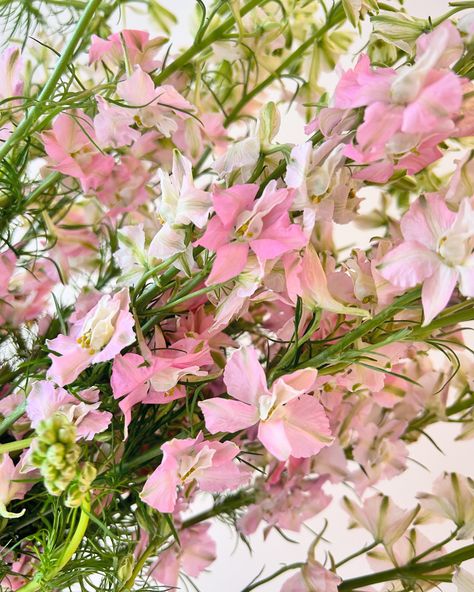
[{"left": 119, "top": 1, "right": 474, "bottom": 590}]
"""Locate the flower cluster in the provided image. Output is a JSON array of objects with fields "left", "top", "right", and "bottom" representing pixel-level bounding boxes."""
[{"left": 0, "top": 1, "right": 474, "bottom": 591}]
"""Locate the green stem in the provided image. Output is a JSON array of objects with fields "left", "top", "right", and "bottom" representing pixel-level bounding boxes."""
[
  {"left": 335, "top": 541, "right": 378, "bottom": 568},
  {"left": 241, "top": 562, "right": 304, "bottom": 592},
  {"left": 338, "top": 543, "right": 474, "bottom": 590},
  {"left": 0, "top": 0, "right": 102, "bottom": 162},
  {"left": 16, "top": 497, "right": 91, "bottom": 592},
  {"left": 182, "top": 490, "right": 256, "bottom": 528},
  {"left": 0, "top": 401, "right": 27, "bottom": 437},
  {"left": 295, "top": 288, "right": 421, "bottom": 372},
  {"left": 154, "top": 0, "right": 266, "bottom": 85},
  {"left": 225, "top": 2, "right": 345, "bottom": 125},
  {"left": 0, "top": 437, "right": 34, "bottom": 454}
]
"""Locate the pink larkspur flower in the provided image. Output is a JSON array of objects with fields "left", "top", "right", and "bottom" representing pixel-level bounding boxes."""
[
  {"left": 26, "top": 381, "right": 111, "bottom": 441},
  {"left": 111, "top": 336, "right": 211, "bottom": 433},
  {"left": 149, "top": 523, "right": 216, "bottom": 586},
  {"left": 379, "top": 195, "right": 474, "bottom": 325},
  {"left": 47, "top": 288, "right": 135, "bottom": 386},
  {"left": 140, "top": 432, "right": 249, "bottom": 513},
  {"left": 89, "top": 29, "right": 166, "bottom": 71},
  {"left": 196, "top": 181, "right": 307, "bottom": 285},
  {"left": 199, "top": 346, "right": 332, "bottom": 461},
  {"left": 41, "top": 110, "right": 114, "bottom": 192}
]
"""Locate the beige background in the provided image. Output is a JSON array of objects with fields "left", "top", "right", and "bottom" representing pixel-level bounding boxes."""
[{"left": 124, "top": 1, "right": 474, "bottom": 590}]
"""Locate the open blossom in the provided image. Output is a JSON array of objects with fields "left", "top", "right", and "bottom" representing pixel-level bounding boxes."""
[
  {"left": 335, "top": 22, "right": 466, "bottom": 182},
  {"left": 26, "top": 381, "right": 111, "bottom": 441},
  {"left": 379, "top": 195, "right": 474, "bottom": 325},
  {"left": 149, "top": 523, "right": 216, "bottom": 587},
  {"left": 41, "top": 110, "right": 114, "bottom": 191},
  {"left": 0, "top": 453, "right": 35, "bottom": 519},
  {"left": 140, "top": 432, "right": 249, "bottom": 513},
  {"left": 343, "top": 494, "right": 420, "bottom": 547},
  {"left": 199, "top": 346, "right": 332, "bottom": 460},
  {"left": 285, "top": 141, "right": 361, "bottom": 229},
  {"left": 89, "top": 29, "right": 166, "bottom": 71},
  {"left": 417, "top": 473, "right": 474, "bottom": 539},
  {"left": 148, "top": 150, "right": 212, "bottom": 270},
  {"left": 47, "top": 288, "right": 135, "bottom": 386},
  {"left": 116, "top": 67, "right": 194, "bottom": 137},
  {"left": 196, "top": 181, "right": 307, "bottom": 285},
  {"left": 111, "top": 336, "right": 212, "bottom": 432},
  {"left": 240, "top": 459, "right": 331, "bottom": 535}
]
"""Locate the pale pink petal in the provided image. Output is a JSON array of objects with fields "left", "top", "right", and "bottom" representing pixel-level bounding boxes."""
[
  {"left": 421, "top": 264, "right": 458, "bottom": 326},
  {"left": 140, "top": 459, "right": 179, "bottom": 513},
  {"left": 206, "top": 242, "right": 249, "bottom": 285},
  {"left": 199, "top": 398, "right": 259, "bottom": 433},
  {"left": 379, "top": 241, "right": 440, "bottom": 289},
  {"left": 46, "top": 335, "right": 92, "bottom": 386},
  {"left": 258, "top": 419, "right": 292, "bottom": 461},
  {"left": 223, "top": 347, "right": 268, "bottom": 405},
  {"left": 283, "top": 395, "right": 333, "bottom": 458},
  {"left": 213, "top": 184, "right": 258, "bottom": 227},
  {"left": 401, "top": 195, "right": 456, "bottom": 247}
]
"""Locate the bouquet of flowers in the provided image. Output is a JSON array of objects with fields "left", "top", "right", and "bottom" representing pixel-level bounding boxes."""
[{"left": 2, "top": 0, "right": 474, "bottom": 589}]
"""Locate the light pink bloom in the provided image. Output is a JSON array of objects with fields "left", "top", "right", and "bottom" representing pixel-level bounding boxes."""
[
  {"left": 199, "top": 346, "right": 332, "bottom": 460},
  {"left": 239, "top": 459, "right": 331, "bottom": 535},
  {"left": 281, "top": 543, "right": 341, "bottom": 592},
  {"left": 0, "top": 453, "right": 34, "bottom": 519},
  {"left": 41, "top": 111, "right": 114, "bottom": 191},
  {"left": 285, "top": 245, "right": 369, "bottom": 317},
  {"left": 196, "top": 181, "right": 307, "bottom": 285},
  {"left": 111, "top": 337, "right": 211, "bottom": 433},
  {"left": 89, "top": 29, "right": 166, "bottom": 71},
  {"left": 417, "top": 472, "right": 474, "bottom": 539},
  {"left": 149, "top": 523, "right": 216, "bottom": 587},
  {"left": 140, "top": 432, "right": 249, "bottom": 513},
  {"left": 379, "top": 195, "right": 474, "bottom": 325},
  {"left": 148, "top": 151, "right": 212, "bottom": 268},
  {"left": 47, "top": 288, "right": 135, "bottom": 386},
  {"left": 116, "top": 67, "right": 194, "bottom": 137},
  {"left": 26, "top": 381, "right": 111, "bottom": 440},
  {"left": 342, "top": 494, "right": 420, "bottom": 547},
  {"left": 0, "top": 46, "right": 23, "bottom": 100},
  {"left": 94, "top": 96, "right": 140, "bottom": 148},
  {"left": 335, "top": 23, "right": 465, "bottom": 181}
]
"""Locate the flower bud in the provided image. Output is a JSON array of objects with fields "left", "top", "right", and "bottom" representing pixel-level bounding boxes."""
[
  {"left": 117, "top": 554, "right": 135, "bottom": 582},
  {"left": 32, "top": 413, "right": 81, "bottom": 496}
]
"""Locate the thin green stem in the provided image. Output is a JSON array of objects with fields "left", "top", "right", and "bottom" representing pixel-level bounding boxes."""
[
  {"left": 0, "top": 401, "right": 27, "bottom": 437},
  {"left": 335, "top": 541, "right": 378, "bottom": 568},
  {"left": 0, "top": 0, "right": 102, "bottom": 162},
  {"left": 295, "top": 288, "right": 421, "bottom": 372},
  {"left": 241, "top": 562, "right": 304, "bottom": 592},
  {"left": 154, "top": 0, "right": 266, "bottom": 85},
  {"left": 16, "top": 497, "right": 91, "bottom": 592},
  {"left": 0, "top": 437, "right": 34, "bottom": 454},
  {"left": 338, "top": 543, "right": 474, "bottom": 590}
]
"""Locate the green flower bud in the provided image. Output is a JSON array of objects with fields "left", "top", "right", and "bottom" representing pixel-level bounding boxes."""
[
  {"left": 117, "top": 554, "right": 135, "bottom": 582},
  {"left": 32, "top": 413, "right": 81, "bottom": 497}
]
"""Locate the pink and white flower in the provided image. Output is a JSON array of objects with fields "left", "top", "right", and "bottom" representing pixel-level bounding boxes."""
[
  {"left": 140, "top": 432, "right": 249, "bottom": 513},
  {"left": 196, "top": 181, "right": 307, "bottom": 285},
  {"left": 379, "top": 195, "right": 474, "bottom": 325},
  {"left": 199, "top": 346, "right": 332, "bottom": 460},
  {"left": 26, "top": 381, "right": 111, "bottom": 440},
  {"left": 47, "top": 288, "right": 135, "bottom": 386}
]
